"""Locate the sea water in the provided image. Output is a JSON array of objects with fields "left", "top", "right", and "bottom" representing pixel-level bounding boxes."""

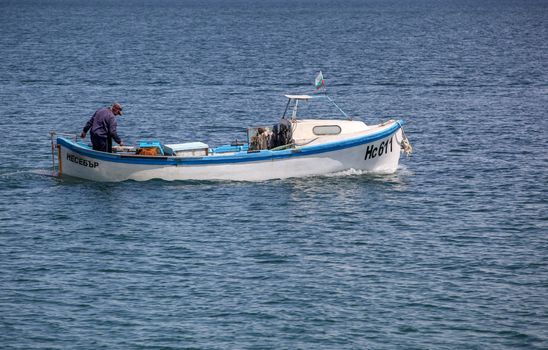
[{"left": 0, "top": 0, "right": 547, "bottom": 348}]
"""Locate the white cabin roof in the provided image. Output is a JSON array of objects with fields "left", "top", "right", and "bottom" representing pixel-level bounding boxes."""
[{"left": 285, "top": 94, "right": 312, "bottom": 100}]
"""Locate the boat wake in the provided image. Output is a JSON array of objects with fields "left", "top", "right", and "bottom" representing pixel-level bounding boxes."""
[
  {"left": 0, "top": 169, "right": 57, "bottom": 179},
  {"left": 325, "top": 164, "right": 413, "bottom": 178},
  {"left": 31, "top": 169, "right": 59, "bottom": 177}
]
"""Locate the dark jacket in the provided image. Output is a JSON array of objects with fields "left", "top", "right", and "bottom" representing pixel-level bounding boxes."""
[{"left": 83, "top": 107, "right": 121, "bottom": 152}]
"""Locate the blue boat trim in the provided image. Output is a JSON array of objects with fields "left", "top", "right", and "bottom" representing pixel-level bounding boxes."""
[{"left": 58, "top": 121, "right": 402, "bottom": 166}]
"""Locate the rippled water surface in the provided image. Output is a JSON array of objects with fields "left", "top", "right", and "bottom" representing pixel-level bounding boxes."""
[{"left": 1, "top": 0, "right": 547, "bottom": 349}]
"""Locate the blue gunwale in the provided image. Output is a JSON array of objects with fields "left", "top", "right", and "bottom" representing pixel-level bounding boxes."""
[{"left": 58, "top": 120, "right": 403, "bottom": 166}]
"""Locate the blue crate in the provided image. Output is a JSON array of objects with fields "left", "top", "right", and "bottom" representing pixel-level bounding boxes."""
[{"left": 137, "top": 140, "right": 164, "bottom": 155}]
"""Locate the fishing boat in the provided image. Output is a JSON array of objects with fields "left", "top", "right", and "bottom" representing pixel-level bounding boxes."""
[{"left": 50, "top": 92, "right": 412, "bottom": 182}]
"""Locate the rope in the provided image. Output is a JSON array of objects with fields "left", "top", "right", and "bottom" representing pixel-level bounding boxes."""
[{"left": 325, "top": 95, "right": 352, "bottom": 120}]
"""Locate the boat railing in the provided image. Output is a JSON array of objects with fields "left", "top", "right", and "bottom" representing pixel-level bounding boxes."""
[
  {"left": 49, "top": 131, "right": 79, "bottom": 141},
  {"left": 49, "top": 131, "right": 79, "bottom": 176}
]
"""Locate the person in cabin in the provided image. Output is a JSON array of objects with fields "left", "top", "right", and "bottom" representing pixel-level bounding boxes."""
[{"left": 80, "top": 102, "right": 124, "bottom": 153}]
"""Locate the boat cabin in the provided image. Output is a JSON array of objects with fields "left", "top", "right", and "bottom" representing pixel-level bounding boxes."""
[
  {"left": 290, "top": 119, "right": 369, "bottom": 146},
  {"left": 247, "top": 94, "right": 369, "bottom": 150}
]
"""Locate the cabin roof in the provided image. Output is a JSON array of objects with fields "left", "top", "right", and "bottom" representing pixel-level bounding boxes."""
[{"left": 284, "top": 94, "right": 327, "bottom": 100}]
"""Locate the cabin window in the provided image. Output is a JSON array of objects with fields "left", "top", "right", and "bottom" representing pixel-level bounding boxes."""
[{"left": 313, "top": 125, "right": 342, "bottom": 135}]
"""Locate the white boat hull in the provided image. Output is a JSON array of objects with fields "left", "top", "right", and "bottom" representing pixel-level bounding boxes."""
[{"left": 56, "top": 121, "right": 405, "bottom": 182}]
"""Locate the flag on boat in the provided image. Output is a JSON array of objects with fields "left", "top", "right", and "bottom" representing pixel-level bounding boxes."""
[{"left": 314, "top": 71, "right": 325, "bottom": 89}]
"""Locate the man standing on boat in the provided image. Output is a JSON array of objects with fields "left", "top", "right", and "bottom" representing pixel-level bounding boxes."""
[{"left": 80, "top": 102, "right": 124, "bottom": 153}]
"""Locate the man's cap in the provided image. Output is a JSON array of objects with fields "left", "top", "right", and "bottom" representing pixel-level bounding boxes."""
[{"left": 112, "top": 102, "right": 123, "bottom": 115}]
